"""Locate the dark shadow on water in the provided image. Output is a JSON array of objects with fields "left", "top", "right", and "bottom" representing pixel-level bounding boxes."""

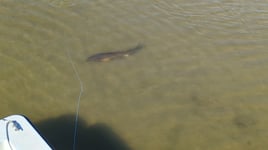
[{"left": 35, "top": 114, "right": 131, "bottom": 150}]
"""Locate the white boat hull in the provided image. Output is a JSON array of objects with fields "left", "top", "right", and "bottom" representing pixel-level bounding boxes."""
[{"left": 0, "top": 115, "right": 52, "bottom": 150}]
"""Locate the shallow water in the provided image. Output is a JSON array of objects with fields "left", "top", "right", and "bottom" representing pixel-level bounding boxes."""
[{"left": 1, "top": 0, "right": 268, "bottom": 149}]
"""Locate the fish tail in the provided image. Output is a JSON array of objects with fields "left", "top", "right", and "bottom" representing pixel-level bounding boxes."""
[{"left": 126, "top": 44, "right": 144, "bottom": 55}]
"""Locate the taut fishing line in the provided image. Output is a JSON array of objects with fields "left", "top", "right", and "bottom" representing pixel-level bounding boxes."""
[{"left": 66, "top": 48, "right": 84, "bottom": 150}]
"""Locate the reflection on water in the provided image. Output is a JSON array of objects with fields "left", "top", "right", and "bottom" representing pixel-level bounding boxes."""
[
  {"left": 1, "top": 0, "right": 268, "bottom": 149},
  {"left": 45, "top": 0, "right": 76, "bottom": 8}
]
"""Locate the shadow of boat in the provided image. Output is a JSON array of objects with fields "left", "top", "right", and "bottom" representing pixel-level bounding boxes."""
[{"left": 35, "top": 114, "right": 131, "bottom": 150}]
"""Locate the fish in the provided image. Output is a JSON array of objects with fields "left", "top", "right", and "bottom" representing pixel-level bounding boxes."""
[{"left": 86, "top": 44, "right": 144, "bottom": 62}]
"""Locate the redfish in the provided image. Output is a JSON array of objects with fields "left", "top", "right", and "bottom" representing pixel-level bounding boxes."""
[{"left": 86, "top": 44, "right": 143, "bottom": 62}]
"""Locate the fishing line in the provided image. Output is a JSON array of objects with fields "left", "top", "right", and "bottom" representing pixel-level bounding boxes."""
[{"left": 66, "top": 48, "right": 84, "bottom": 150}]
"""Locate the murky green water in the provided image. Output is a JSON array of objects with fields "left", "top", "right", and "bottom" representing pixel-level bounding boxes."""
[{"left": 1, "top": 0, "right": 268, "bottom": 149}]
